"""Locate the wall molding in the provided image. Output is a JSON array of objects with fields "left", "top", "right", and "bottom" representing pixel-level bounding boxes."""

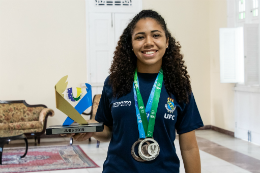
[{"left": 197, "top": 125, "right": 234, "bottom": 137}]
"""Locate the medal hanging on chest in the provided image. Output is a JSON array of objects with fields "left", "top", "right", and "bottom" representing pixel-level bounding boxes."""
[{"left": 131, "top": 69, "right": 163, "bottom": 162}]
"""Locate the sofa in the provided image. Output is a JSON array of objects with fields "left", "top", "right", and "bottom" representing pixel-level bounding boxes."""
[{"left": 0, "top": 100, "right": 54, "bottom": 144}]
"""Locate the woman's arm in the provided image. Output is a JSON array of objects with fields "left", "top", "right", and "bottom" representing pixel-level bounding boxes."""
[
  {"left": 179, "top": 130, "right": 201, "bottom": 173},
  {"left": 92, "top": 124, "right": 112, "bottom": 142}
]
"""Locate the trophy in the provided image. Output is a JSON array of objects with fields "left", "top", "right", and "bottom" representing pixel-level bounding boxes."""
[{"left": 46, "top": 75, "right": 103, "bottom": 135}]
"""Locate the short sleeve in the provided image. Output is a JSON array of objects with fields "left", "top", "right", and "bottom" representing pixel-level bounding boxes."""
[
  {"left": 95, "top": 77, "right": 113, "bottom": 126},
  {"left": 175, "top": 93, "right": 204, "bottom": 134}
]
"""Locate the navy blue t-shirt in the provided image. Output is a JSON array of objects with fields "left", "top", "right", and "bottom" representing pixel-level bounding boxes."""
[{"left": 95, "top": 73, "right": 204, "bottom": 173}]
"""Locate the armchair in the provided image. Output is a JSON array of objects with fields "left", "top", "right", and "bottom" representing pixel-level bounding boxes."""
[{"left": 83, "top": 94, "right": 101, "bottom": 147}]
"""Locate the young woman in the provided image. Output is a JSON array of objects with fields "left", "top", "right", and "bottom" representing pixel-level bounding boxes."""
[{"left": 72, "top": 10, "right": 204, "bottom": 173}]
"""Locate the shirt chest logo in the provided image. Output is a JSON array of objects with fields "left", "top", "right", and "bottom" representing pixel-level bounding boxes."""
[
  {"left": 164, "top": 113, "right": 175, "bottom": 120},
  {"left": 165, "top": 97, "right": 176, "bottom": 113},
  {"left": 113, "top": 101, "right": 131, "bottom": 107}
]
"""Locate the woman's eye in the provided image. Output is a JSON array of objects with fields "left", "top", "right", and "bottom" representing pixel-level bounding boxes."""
[
  {"left": 153, "top": 34, "right": 160, "bottom": 38},
  {"left": 136, "top": 36, "right": 144, "bottom": 40}
]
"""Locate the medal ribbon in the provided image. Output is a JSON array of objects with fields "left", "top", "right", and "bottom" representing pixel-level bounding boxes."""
[
  {"left": 133, "top": 74, "right": 158, "bottom": 139},
  {"left": 133, "top": 69, "right": 163, "bottom": 138}
]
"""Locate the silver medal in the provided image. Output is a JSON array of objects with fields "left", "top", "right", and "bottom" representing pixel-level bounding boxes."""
[
  {"left": 131, "top": 139, "right": 150, "bottom": 162},
  {"left": 138, "top": 138, "right": 160, "bottom": 161}
]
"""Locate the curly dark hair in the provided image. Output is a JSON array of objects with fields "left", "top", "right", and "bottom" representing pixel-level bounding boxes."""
[{"left": 109, "top": 10, "right": 192, "bottom": 103}]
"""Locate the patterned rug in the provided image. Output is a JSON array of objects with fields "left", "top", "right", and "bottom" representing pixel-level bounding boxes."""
[{"left": 0, "top": 145, "right": 99, "bottom": 173}]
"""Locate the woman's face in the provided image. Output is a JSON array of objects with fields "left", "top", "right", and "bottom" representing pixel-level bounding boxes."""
[{"left": 132, "top": 18, "right": 168, "bottom": 71}]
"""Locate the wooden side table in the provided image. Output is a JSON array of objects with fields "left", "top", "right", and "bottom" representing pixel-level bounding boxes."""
[{"left": 0, "top": 131, "right": 28, "bottom": 165}]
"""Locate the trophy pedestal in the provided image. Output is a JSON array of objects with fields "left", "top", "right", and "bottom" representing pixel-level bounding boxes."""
[{"left": 46, "top": 123, "right": 104, "bottom": 135}]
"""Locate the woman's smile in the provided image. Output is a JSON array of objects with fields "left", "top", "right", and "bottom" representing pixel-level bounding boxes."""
[{"left": 141, "top": 50, "right": 158, "bottom": 57}]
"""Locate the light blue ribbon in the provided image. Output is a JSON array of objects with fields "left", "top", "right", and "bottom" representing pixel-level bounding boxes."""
[{"left": 133, "top": 73, "right": 159, "bottom": 139}]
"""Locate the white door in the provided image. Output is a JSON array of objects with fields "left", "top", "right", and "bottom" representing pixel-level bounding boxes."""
[
  {"left": 88, "top": 13, "right": 114, "bottom": 96},
  {"left": 86, "top": 0, "right": 142, "bottom": 99},
  {"left": 244, "top": 24, "right": 259, "bottom": 85},
  {"left": 114, "top": 13, "right": 136, "bottom": 47},
  {"left": 88, "top": 12, "right": 136, "bottom": 97}
]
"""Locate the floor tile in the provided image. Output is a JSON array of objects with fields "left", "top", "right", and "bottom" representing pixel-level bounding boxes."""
[
  {"left": 87, "top": 168, "right": 103, "bottom": 173},
  {"left": 49, "top": 169, "right": 89, "bottom": 173},
  {"left": 196, "top": 131, "right": 260, "bottom": 173},
  {"left": 203, "top": 165, "right": 252, "bottom": 173}
]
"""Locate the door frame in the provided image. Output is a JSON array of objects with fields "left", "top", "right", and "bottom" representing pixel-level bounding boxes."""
[{"left": 85, "top": 0, "right": 142, "bottom": 86}]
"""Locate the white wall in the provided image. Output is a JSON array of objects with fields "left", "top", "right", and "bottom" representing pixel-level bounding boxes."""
[
  {"left": 0, "top": 0, "right": 87, "bottom": 126},
  {"left": 143, "top": 0, "right": 211, "bottom": 125},
  {"left": 209, "top": 0, "right": 235, "bottom": 132},
  {"left": 0, "top": 0, "right": 235, "bottom": 131}
]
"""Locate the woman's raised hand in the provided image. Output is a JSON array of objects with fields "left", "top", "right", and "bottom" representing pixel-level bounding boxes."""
[{"left": 71, "top": 132, "right": 94, "bottom": 141}]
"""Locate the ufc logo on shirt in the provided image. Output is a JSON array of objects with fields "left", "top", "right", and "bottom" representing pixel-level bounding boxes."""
[{"left": 164, "top": 113, "right": 175, "bottom": 120}]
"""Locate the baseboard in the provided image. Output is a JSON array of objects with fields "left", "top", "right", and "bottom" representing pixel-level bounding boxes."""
[
  {"left": 197, "top": 125, "right": 212, "bottom": 130},
  {"left": 197, "top": 125, "right": 234, "bottom": 137}
]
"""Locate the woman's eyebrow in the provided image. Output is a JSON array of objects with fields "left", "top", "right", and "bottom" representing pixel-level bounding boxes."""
[
  {"left": 151, "top": 30, "right": 162, "bottom": 33},
  {"left": 134, "top": 30, "right": 162, "bottom": 36},
  {"left": 134, "top": 32, "right": 145, "bottom": 36}
]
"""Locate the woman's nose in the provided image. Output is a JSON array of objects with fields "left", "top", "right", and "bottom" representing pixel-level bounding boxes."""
[{"left": 144, "top": 36, "right": 154, "bottom": 48}]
